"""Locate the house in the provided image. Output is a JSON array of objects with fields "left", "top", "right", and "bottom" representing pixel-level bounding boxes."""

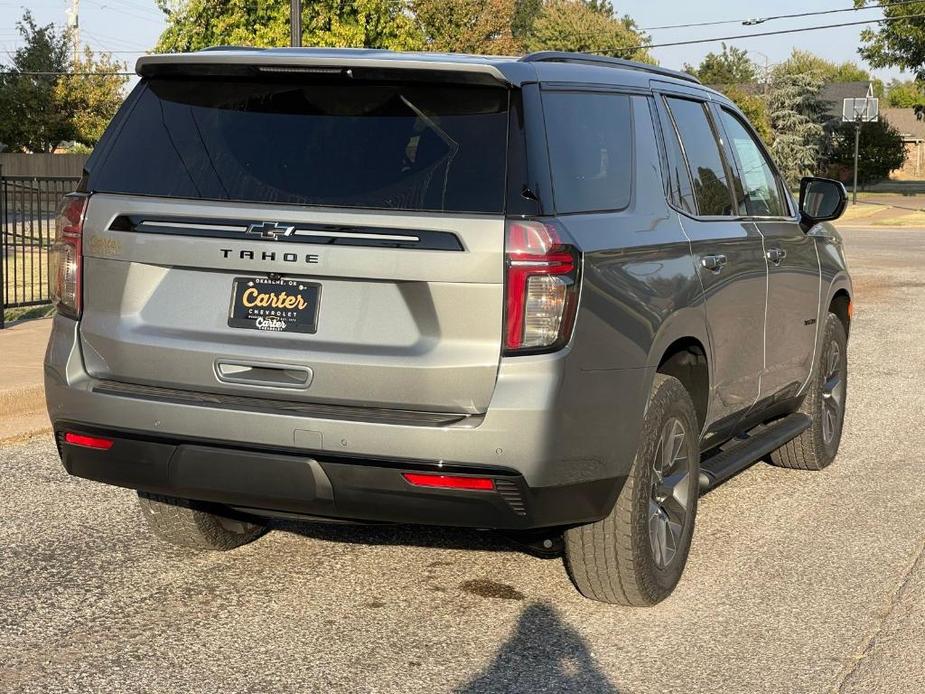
[
  {"left": 879, "top": 107, "right": 925, "bottom": 179},
  {"left": 818, "top": 81, "right": 873, "bottom": 121}
]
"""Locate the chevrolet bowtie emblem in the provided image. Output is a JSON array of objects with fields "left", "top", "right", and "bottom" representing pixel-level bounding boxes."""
[{"left": 246, "top": 222, "right": 296, "bottom": 240}]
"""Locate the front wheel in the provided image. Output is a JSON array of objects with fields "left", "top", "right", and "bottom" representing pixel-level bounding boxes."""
[
  {"left": 564, "top": 374, "right": 700, "bottom": 606},
  {"left": 770, "top": 312, "right": 848, "bottom": 471}
]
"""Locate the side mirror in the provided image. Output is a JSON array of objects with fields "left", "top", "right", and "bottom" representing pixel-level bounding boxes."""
[{"left": 799, "top": 177, "right": 847, "bottom": 229}]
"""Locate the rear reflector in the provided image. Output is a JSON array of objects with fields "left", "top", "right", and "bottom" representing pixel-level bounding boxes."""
[
  {"left": 63, "top": 432, "right": 114, "bottom": 450},
  {"left": 402, "top": 473, "right": 495, "bottom": 491}
]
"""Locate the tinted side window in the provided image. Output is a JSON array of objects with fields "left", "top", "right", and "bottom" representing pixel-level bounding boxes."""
[
  {"left": 665, "top": 97, "right": 734, "bottom": 216},
  {"left": 654, "top": 97, "right": 695, "bottom": 214},
  {"left": 719, "top": 109, "right": 788, "bottom": 217},
  {"left": 542, "top": 92, "right": 633, "bottom": 214}
]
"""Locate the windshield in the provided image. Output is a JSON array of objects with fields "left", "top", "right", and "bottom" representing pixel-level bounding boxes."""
[{"left": 88, "top": 78, "right": 510, "bottom": 214}]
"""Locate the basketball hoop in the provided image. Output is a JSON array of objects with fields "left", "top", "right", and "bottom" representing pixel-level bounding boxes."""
[
  {"left": 842, "top": 96, "right": 879, "bottom": 123},
  {"left": 842, "top": 87, "right": 879, "bottom": 205}
]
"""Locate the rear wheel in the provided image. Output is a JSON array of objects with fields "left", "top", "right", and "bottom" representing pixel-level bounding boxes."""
[
  {"left": 564, "top": 374, "right": 700, "bottom": 606},
  {"left": 137, "top": 492, "right": 266, "bottom": 551},
  {"left": 770, "top": 312, "right": 848, "bottom": 471}
]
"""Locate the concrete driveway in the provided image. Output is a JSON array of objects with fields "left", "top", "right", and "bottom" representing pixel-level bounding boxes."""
[{"left": 1, "top": 228, "right": 923, "bottom": 693}]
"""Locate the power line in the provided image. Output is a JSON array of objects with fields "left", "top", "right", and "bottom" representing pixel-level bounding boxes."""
[
  {"left": 3, "top": 8, "right": 924, "bottom": 75},
  {"left": 83, "top": 0, "right": 165, "bottom": 24},
  {"left": 630, "top": 12, "right": 925, "bottom": 52},
  {"left": 640, "top": 0, "right": 923, "bottom": 31}
]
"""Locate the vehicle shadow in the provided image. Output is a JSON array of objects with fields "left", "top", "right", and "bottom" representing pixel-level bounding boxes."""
[
  {"left": 269, "top": 518, "right": 561, "bottom": 557},
  {"left": 455, "top": 601, "right": 620, "bottom": 693}
]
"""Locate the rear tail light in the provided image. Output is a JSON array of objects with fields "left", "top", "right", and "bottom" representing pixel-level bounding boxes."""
[
  {"left": 504, "top": 220, "right": 579, "bottom": 354},
  {"left": 63, "top": 432, "right": 114, "bottom": 450},
  {"left": 402, "top": 473, "right": 495, "bottom": 491},
  {"left": 49, "top": 193, "right": 89, "bottom": 319}
]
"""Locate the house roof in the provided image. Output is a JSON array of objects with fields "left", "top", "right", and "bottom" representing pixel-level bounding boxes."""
[
  {"left": 880, "top": 107, "right": 925, "bottom": 140},
  {"left": 819, "top": 81, "right": 873, "bottom": 118}
]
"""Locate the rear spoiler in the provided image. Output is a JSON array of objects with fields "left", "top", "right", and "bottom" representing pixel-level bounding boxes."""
[{"left": 136, "top": 49, "right": 532, "bottom": 87}]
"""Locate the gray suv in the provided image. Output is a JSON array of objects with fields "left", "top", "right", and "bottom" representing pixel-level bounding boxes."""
[{"left": 45, "top": 49, "right": 852, "bottom": 606}]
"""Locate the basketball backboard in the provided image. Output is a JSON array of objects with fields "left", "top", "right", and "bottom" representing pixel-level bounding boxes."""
[{"left": 843, "top": 97, "right": 879, "bottom": 123}]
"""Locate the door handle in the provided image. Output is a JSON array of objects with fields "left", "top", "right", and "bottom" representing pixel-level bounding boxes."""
[
  {"left": 701, "top": 254, "right": 728, "bottom": 272},
  {"left": 767, "top": 247, "right": 787, "bottom": 265},
  {"left": 215, "top": 360, "right": 313, "bottom": 389}
]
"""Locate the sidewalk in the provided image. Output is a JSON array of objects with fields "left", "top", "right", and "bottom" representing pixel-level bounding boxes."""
[{"left": 0, "top": 318, "right": 52, "bottom": 442}]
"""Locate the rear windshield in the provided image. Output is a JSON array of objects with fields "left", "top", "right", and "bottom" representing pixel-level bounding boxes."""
[{"left": 88, "top": 78, "right": 509, "bottom": 214}]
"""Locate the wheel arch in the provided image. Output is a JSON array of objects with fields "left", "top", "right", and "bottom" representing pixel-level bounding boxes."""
[
  {"left": 824, "top": 272, "right": 852, "bottom": 337},
  {"left": 829, "top": 287, "right": 852, "bottom": 337},
  {"left": 646, "top": 309, "right": 712, "bottom": 433}
]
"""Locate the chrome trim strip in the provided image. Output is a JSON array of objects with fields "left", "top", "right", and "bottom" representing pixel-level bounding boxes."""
[
  {"left": 140, "top": 220, "right": 248, "bottom": 233},
  {"left": 292, "top": 229, "right": 420, "bottom": 242}
]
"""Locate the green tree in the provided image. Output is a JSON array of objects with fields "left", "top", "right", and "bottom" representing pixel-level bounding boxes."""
[
  {"left": 767, "top": 71, "right": 827, "bottom": 186},
  {"left": 512, "top": 0, "right": 543, "bottom": 40},
  {"left": 53, "top": 48, "right": 129, "bottom": 146},
  {"left": 684, "top": 43, "right": 756, "bottom": 86},
  {"left": 155, "top": 0, "right": 423, "bottom": 53},
  {"left": 524, "top": 0, "right": 652, "bottom": 62},
  {"left": 885, "top": 79, "right": 925, "bottom": 108},
  {"left": 723, "top": 87, "right": 772, "bottom": 144},
  {"left": 412, "top": 0, "right": 519, "bottom": 54},
  {"left": 826, "top": 119, "right": 906, "bottom": 185},
  {"left": 855, "top": 1, "right": 925, "bottom": 80},
  {"left": 771, "top": 49, "right": 872, "bottom": 84},
  {"left": 0, "top": 11, "right": 71, "bottom": 152}
]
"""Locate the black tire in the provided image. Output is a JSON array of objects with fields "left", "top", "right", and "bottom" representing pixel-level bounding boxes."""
[
  {"left": 564, "top": 374, "right": 700, "bottom": 606},
  {"left": 770, "top": 312, "right": 848, "bottom": 471},
  {"left": 137, "top": 492, "right": 267, "bottom": 551}
]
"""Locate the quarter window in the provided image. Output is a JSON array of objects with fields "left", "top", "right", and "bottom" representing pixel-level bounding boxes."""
[
  {"left": 542, "top": 91, "right": 633, "bottom": 214},
  {"left": 719, "top": 109, "right": 788, "bottom": 217},
  {"left": 664, "top": 97, "right": 735, "bottom": 216}
]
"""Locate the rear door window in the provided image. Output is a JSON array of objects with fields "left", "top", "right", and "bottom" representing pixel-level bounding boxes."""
[
  {"left": 88, "top": 79, "right": 510, "bottom": 214},
  {"left": 542, "top": 91, "right": 633, "bottom": 214},
  {"left": 664, "top": 96, "right": 735, "bottom": 216}
]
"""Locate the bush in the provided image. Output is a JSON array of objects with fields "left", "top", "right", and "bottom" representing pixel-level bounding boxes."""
[{"left": 826, "top": 119, "right": 907, "bottom": 185}]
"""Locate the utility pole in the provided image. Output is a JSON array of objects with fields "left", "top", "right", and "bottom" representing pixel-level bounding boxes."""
[
  {"left": 290, "top": 0, "right": 301, "bottom": 47},
  {"left": 65, "top": 0, "right": 80, "bottom": 63}
]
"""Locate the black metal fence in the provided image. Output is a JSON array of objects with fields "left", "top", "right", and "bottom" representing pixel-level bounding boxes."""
[{"left": 0, "top": 174, "right": 80, "bottom": 328}]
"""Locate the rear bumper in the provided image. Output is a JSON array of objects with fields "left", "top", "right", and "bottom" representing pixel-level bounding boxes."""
[
  {"left": 45, "top": 315, "right": 651, "bottom": 528},
  {"left": 54, "top": 424, "right": 620, "bottom": 529}
]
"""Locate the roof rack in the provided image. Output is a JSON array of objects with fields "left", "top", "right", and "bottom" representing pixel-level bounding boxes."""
[
  {"left": 520, "top": 51, "right": 701, "bottom": 85},
  {"left": 200, "top": 45, "right": 266, "bottom": 52}
]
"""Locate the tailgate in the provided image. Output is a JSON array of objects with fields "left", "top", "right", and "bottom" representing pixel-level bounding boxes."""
[
  {"left": 76, "top": 75, "right": 511, "bottom": 414},
  {"left": 79, "top": 196, "right": 504, "bottom": 413}
]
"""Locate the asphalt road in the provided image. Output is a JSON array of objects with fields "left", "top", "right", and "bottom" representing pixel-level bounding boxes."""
[{"left": 2, "top": 227, "right": 924, "bottom": 693}]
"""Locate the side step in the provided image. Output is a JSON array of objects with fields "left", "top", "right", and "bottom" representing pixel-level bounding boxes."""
[{"left": 699, "top": 413, "right": 812, "bottom": 493}]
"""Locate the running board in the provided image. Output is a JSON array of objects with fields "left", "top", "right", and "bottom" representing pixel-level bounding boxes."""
[{"left": 699, "top": 413, "right": 812, "bottom": 493}]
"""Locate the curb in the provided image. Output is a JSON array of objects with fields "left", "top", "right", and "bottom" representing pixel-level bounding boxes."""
[{"left": 0, "top": 426, "right": 52, "bottom": 446}]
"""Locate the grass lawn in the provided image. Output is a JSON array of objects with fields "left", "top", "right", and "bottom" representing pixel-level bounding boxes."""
[
  {"left": 838, "top": 198, "right": 925, "bottom": 227},
  {"left": 2, "top": 247, "right": 50, "bottom": 307}
]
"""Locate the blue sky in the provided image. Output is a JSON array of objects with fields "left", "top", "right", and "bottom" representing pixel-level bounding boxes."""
[{"left": 0, "top": 0, "right": 909, "bottom": 82}]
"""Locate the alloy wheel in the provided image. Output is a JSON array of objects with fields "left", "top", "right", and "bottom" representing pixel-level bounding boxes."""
[
  {"left": 821, "top": 340, "right": 845, "bottom": 445},
  {"left": 649, "top": 417, "right": 694, "bottom": 570}
]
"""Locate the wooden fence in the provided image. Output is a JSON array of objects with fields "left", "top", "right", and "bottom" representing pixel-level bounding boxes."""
[{"left": 0, "top": 154, "right": 89, "bottom": 178}]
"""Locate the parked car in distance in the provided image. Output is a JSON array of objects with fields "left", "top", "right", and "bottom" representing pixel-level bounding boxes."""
[{"left": 46, "top": 48, "right": 852, "bottom": 606}]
